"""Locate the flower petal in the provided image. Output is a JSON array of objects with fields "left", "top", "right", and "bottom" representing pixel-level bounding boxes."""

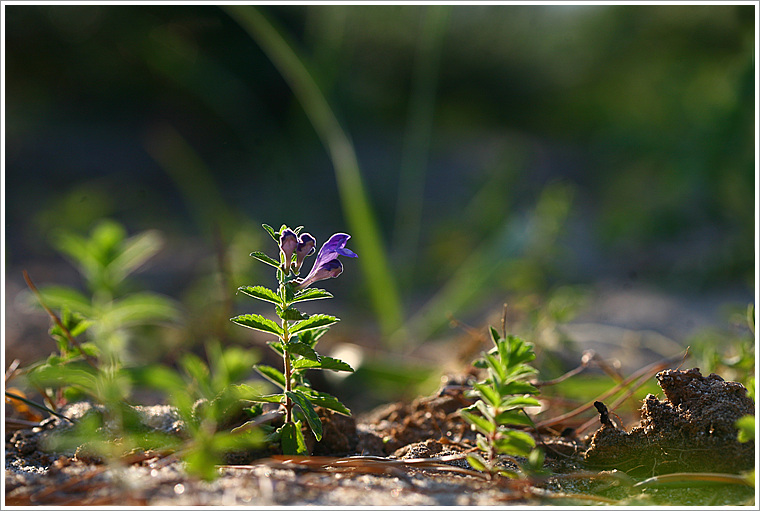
[
  {"left": 295, "top": 260, "right": 343, "bottom": 290},
  {"left": 297, "top": 232, "right": 356, "bottom": 289}
]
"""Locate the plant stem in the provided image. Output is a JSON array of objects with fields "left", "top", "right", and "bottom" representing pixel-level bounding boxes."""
[
  {"left": 282, "top": 317, "right": 293, "bottom": 424},
  {"left": 488, "top": 425, "right": 497, "bottom": 467},
  {"left": 22, "top": 270, "right": 99, "bottom": 369}
]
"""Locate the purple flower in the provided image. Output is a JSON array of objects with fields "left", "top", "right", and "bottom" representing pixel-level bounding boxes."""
[
  {"left": 294, "top": 233, "right": 316, "bottom": 273},
  {"left": 295, "top": 233, "right": 357, "bottom": 289},
  {"left": 279, "top": 228, "right": 298, "bottom": 272}
]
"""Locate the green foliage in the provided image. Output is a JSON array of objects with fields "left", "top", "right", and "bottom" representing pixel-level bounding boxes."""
[
  {"left": 736, "top": 415, "right": 754, "bottom": 444},
  {"left": 461, "top": 325, "right": 543, "bottom": 478},
  {"left": 24, "top": 220, "right": 181, "bottom": 424},
  {"left": 34, "top": 220, "right": 179, "bottom": 363},
  {"left": 52, "top": 219, "right": 161, "bottom": 296},
  {"left": 231, "top": 224, "right": 355, "bottom": 455},
  {"left": 19, "top": 220, "right": 266, "bottom": 482},
  {"left": 132, "top": 341, "right": 265, "bottom": 481}
]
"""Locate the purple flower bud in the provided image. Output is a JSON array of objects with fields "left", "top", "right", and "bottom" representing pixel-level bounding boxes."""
[
  {"left": 279, "top": 228, "right": 298, "bottom": 273},
  {"left": 295, "top": 233, "right": 357, "bottom": 289},
  {"left": 294, "top": 233, "right": 316, "bottom": 273}
]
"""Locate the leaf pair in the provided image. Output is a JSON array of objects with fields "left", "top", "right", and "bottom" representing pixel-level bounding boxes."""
[
  {"left": 230, "top": 313, "right": 339, "bottom": 338},
  {"left": 239, "top": 284, "right": 333, "bottom": 307},
  {"left": 245, "top": 385, "right": 352, "bottom": 448}
]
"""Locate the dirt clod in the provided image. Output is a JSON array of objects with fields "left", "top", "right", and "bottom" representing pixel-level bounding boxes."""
[
  {"left": 583, "top": 368, "right": 755, "bottom": 475},
  {"left": 358, "top": 384, "right": 474, "bottom": 455}
]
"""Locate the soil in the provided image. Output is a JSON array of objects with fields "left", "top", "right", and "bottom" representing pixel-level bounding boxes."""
[
  {"left": 4, "top": 369, "right": 756, "bottom": 506},
  {"left": 584, "top": 368, "right": 755, "bottom": 476}
]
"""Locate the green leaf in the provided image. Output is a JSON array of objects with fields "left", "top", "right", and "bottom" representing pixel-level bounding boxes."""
[
  {"left": 505, "top": 364, "right": 538, "bottom": 380},
  {"left": 292, "top": 356, "right": 353, "bottom": 373},
  {"left": 233, "top": 383, "right": 271, "bottom": 400},
  {"left": 262, "top": 224, "right": 280, "bottom": 242},
  {"left": 286, "top": 341, "right": 320, "bottom": 361},
  {"left": 466, "top": 453, "right": 489, "bottom": 472},
  {"left": 78, "top": 343, "right": 100, "bottom": 358},
  {"left": 250, "top": 251, "right": 280, "bottom": 268},
  {"left": 296, "top": 388, "right": 351, "bottom": 416},
  {"left": 286, "top": 390, "right": 322, "bottom": 441},
  {"left": 505, "top": 335, "right": 536, "bottom": 367},
  {"left": 295, "top": 328, "right": 329, "bottom": 349},
  {"left": 28, "top": 363, "right": 99, "bottom": 393},
  {"left": 493, "top": 429, "right": 535, "bottom": 457},
  {"left": 473, "top": 382, "right": 500, "bottom": 408},
  {"left": 103, "top": 292, "right": 180, "bottom": 327},
  {"left": 209, "top": 343, "right": 260, "bottom": 388},
  {"left": 211, "top": 429, "right": 263, "bottom": 452},
  {"left": 292, "top": 288, "right": 334, "bottom": 303},
  {"left": 494, "top": 410, "right": 535, "bottom": 427},
  {"left": 496, "top": 380, "right": 538, "bottom": 396},
  {"left": 483, "top": 352, "right": 507, "bottom": 384},
  {"left": 460, "top": 403, "right": 478, "bottom": 414},
  {"left": 290, "top": 314, "right": 339, "bottom": 334},
  {"left": 496, "top": 468, "right": 521, "bottom": 479},
  {"left": 489, "top": 326, "right": 501, "bottom": 345},
  {"left": 36, "top": 286, "right": 94, "bottom": 316},
  {"left": 279, "top": 421, "right": 308, "bottom": 455},
  {"left": 244, "top": 393, "right": 285, "bottom": 404},
  {"left": 476, "top": 434, "right": 491, "bottom": 453},
  {"left": 527, "top": 448, "right": 545, "bottom": 472},
  {"left": 499, "top": 395, "right": 541, "bottom": 411},
  {"left": 461, "top": 409, "right": 495, "bottom": 435},
  {"left": 496, "top": 338, "right": 511, "bottom": 368},
  {"left": 51, "top": 230, "right": 94, "bottom": 276},
  {"left": 283, "top": 283, "right": 296, "bottom": 303},
  {"left": 737, "top": 415, "right": 755, "bottom": 443},
  {"left": 239, "top": 285, "right": 282, "bottom": 305},
  {"left": 49, "top": 308, "right": 92, "bottom": 354},
  {"left": 111, "top": 229, "right": 163, "bottom": 283},
  {"left": 255, "top": 365, "right": 286, "bottom": 389},
  {"left": 277, "top": 306, "right": 309, "bottom": 321},
  {"left": 231, "top": 314, "right": 283, "bottom": 337},
  {"left": 475, "top": 400, "right": 495, "bottom": 421}
]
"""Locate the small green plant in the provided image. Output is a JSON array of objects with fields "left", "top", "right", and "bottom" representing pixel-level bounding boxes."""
[
  {"left": 134, "top": 341, "right": 265, "bottom": 481},
  {"left": 34, "top": 219, "right": 179, "bottom": 364},
  {"left": 10, "top": 220, "right": 204, "bottom": 475},
  {"left": 460, "top": 323, "right": 544, "bottom": 478},
  {"left": 230, "top": 224, "right": 356, "bottom": 454},
  {"left": 21, "top": 220, "right": 178, "bottom": 412}
]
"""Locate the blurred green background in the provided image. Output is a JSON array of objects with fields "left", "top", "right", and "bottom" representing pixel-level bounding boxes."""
[{"left": 4, "top": 4, "right": 756, "bottom": 412}]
